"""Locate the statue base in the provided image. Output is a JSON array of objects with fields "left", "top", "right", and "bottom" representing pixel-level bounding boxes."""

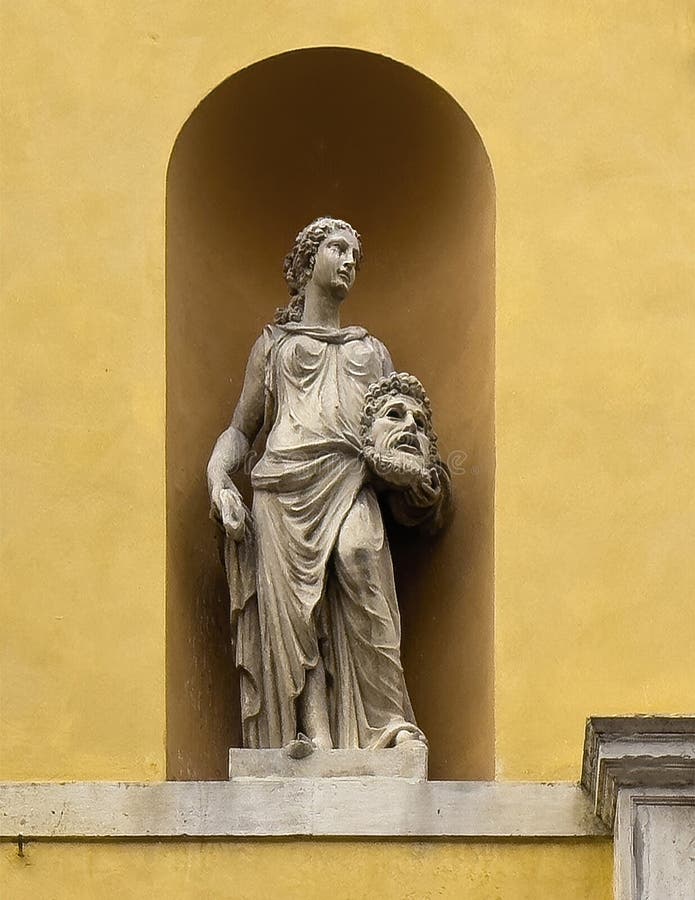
[{"left": 228, "top": 741, "right": 428, "bottom": 781}]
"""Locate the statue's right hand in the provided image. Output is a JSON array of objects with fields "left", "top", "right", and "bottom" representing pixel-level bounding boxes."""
[
  {"left": 219, "top": 488, "right": 246, "bottom": 542},
  {"left": 210, "top": 479, "right": 246, "bottom": 542}
]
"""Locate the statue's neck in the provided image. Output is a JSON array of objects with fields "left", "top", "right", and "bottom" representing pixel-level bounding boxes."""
[{"left": 302, "top": 285, "right": 342, "bottom": 329}]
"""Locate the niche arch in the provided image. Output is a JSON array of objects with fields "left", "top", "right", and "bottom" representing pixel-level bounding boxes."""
[{"left": 167, "top": 47, "right": 495, "bottom": 781}]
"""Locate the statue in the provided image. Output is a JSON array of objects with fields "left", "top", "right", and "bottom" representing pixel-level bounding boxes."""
[{"left": 207, "top": 217, "right": 451, "bottom": 756}]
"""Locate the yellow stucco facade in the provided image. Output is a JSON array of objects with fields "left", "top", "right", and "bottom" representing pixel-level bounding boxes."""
[
  {"left": 3, "top": 841, "right": 612, "bottom": 900},
  {"left": 1, "top": 1, "right": 693, "bottom": 896}
]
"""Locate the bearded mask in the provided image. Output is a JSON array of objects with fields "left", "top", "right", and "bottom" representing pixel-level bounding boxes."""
[{"left": 361, "top": 374, "right": 437, "bottom": 489}]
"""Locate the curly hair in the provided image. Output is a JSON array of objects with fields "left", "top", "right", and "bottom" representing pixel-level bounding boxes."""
[
  {"left": 360, "top": 372, "right": 439, "bottom": 467},
  {"left": 275, "top": 216, "right": 363, "bottom": 325}
]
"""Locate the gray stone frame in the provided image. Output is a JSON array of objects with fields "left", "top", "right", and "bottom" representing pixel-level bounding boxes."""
[{"left": 582, "top": 716, "right": 695, "bottom": 899}]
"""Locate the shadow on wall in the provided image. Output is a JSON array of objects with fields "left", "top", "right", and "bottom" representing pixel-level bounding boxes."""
[{"left": 166, "top": 47, "right": 495, "bottom": 781}]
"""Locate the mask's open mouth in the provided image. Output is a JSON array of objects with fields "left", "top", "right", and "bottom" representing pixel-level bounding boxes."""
[{"left": 394, "top": 433, "right": 421, "bottom": 454}]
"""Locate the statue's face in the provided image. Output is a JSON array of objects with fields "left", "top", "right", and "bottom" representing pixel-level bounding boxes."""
[
  {"left": 309, "top": 228, "right": 360, "bottom": 300},
  {"left": 368, "top": 394, "right": 431, "bottom": 475}
]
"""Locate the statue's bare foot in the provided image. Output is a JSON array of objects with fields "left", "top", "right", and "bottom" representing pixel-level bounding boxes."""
[
  {"left": 311, "top": 733, "right": 333, "bottom": 751},
  {"left": 285, "top": 733, "right": 316, "bottom": 759},
  {"left": 393, "top": 727, "right": 428, "bottom": 746}
]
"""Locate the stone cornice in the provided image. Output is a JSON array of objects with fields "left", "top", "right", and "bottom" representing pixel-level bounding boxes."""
[{"left": 581, "top": 716, "right": 695, "bottom": 827}]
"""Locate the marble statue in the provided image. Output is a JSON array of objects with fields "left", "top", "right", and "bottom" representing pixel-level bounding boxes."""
[{"left": 207, "top": 217, "right": 451, "bottom": 756}]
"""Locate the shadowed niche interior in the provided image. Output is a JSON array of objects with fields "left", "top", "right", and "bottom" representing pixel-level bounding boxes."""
[{"left": 166, "top": 47, "right": 495, "bottom": 780}]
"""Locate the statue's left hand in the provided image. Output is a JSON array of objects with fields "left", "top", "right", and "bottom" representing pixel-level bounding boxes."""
[{"left": 406, "top": 467, "right": 442, "bottom": 508}]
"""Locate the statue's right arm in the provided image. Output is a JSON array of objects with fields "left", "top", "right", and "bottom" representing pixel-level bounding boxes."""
[{"left": 207, "top": 335, "right": 266, "bottom": 520}]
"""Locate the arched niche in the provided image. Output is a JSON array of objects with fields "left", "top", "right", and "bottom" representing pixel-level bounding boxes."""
[{"left": 167, "top": 47, "right": 495, "bottom": 781}]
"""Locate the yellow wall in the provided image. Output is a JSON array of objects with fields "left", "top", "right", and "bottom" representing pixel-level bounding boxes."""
[
  {"left": 2, "top": 840, "right": 612, "bottom": 900},
  {"left": 1, "top": 0, "right": 693, "bottom": 790}
]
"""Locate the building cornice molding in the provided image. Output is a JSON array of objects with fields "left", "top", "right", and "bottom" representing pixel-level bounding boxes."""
[{"left": 581, "top": 716, "right": 695, "bottom": 828}]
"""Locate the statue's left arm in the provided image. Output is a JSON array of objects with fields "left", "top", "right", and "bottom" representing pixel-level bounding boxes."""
[{"left": 375, "top": 338, "right": 395, "bottom": 376}]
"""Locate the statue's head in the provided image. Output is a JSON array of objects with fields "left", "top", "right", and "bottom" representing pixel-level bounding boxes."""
[
  {"left": 360, "top": 372, "right": 439, "bottom": 484},
  {"left": 276, "top": 217, "right": 362, "bottom": 324}
]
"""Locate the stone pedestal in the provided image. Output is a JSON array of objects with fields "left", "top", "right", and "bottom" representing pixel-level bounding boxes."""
[
  {"left": 582, "top": 716, "right": 695, "bottom": 899},
  {"left": 229, "top": 741, "right": 428, "bottom": 781}
]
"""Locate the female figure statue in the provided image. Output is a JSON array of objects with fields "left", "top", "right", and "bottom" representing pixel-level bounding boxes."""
[{"left": 207, "top": 217, "right": 448, "bottom": 753}]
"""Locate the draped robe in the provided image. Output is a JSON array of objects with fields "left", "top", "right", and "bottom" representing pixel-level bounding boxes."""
[{"left": 226, "top": 321, "right": 422, "bottom": 749}]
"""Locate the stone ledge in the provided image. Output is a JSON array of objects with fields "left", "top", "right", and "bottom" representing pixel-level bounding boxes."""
[{"left": 0, "top": 781, "right": 608, "bottom": 840}]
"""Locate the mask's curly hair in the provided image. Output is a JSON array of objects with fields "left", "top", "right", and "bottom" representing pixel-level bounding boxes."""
[
  {"left": 275, "top": 216, "right": 362, "bottom": 325},
  {"left": 360, "top": 372, "right": 440, "bottom": 467}
]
